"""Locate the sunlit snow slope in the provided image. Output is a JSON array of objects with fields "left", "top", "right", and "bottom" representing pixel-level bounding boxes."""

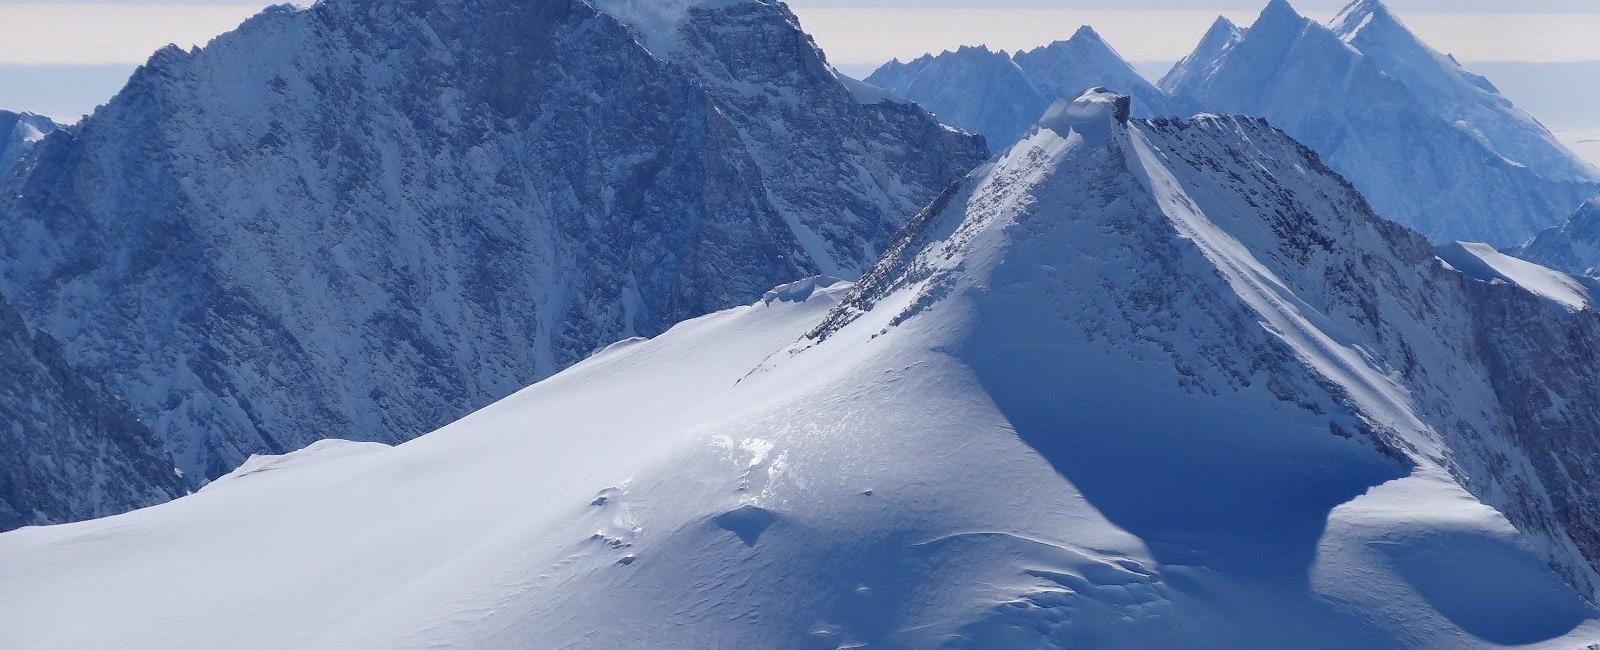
[{"left": 7, "top": 93, "right": 1600, "bottom": 649}]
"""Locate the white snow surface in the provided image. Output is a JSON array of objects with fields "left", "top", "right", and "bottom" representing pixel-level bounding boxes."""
[
  {"left": 1438, "top": 241, "right": 1592, "bottom": 310},
  {"left": 7, "top": 104, "right": 1600, "bottom": 649}
]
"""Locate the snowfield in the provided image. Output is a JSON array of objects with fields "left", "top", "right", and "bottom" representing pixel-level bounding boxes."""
[{"left": 7, "top": 91, "right": 1600, "bottom": 649}]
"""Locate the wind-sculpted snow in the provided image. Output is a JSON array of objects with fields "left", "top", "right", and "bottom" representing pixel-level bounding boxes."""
[
  {"left": 1162, "top": 0, "right": 1600, "bottom": 247},
  {"left": 13, "top": 93, "right": 1600, "bottom": 649},
  {"left": 0, "top": 0, "right": 984, "bottom": 502}
]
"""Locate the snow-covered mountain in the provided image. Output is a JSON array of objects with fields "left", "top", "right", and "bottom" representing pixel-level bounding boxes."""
[
  {"left": 864, "top": 45, "right": 1048, "bottom": 149},
  {"left": 11, "top": 90, "right": 1600, "bottom": 649},
  {"left": 866, "top": 26, "right": 1180, "bottom": 148},
  {"left": 1330, "top": 0, "right": 1597, "bottom": 184},
  {"left": 1162, "top": 0, "right": 1600, "bottom": 247},
  {"left": 0, "top": 111, "right": 56, "bottom": 177},
  {"left": 0, "top": 0, "right": 984, "bottom": 495},
  {"left": 1514, "top": 198, "right": 1600, "bottom": 276},
  {"left": 0, "top": 294, "right": 184, "bottom": 532}
]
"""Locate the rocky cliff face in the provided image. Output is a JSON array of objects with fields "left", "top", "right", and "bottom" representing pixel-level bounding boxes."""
[
  {"left": 0, "top": 0, "right": 984, "bottom": 491},
  {"left": 0, "top": 110, "right": 57, "bottom": 178},
  {"left": 0, "top": 294, "right": 184, "bottom": 531},
  {"left": 1515, "top": 198, "right": 1600, "bottom": 276}
]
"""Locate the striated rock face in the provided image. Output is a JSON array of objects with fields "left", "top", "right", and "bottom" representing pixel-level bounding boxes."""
[
  {"left": 1515, "top": 198, "right": 1600, "bottom": 276},
  {"left": 0, "top": 295, "right": 184, "bottom": 531},
  {"left": 0, "top": 0, "right": 984, "bottom": 496},
  {"left": 657, "top": 0, "right": 989, "bottom": 276},
  {"left": 1162, "top": 0, "right": 1599, "bottom": 247},
  {"left": 1463, "top": 276, "right": 1600, "bottom": 594},
  {"left": 0, "top": 111, "right": 57, "bottom": 178},
  {"left": 866, "top": 27, "right": 1181, "bottom": 149}
]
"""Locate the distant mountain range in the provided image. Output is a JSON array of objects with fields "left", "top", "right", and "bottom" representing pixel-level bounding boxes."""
[
  {"left": 865, "top": 27, "right": 1183, "bottom": 147},
  {"left": 862, "top": 0, "right": 1600, "bottom": 248}
]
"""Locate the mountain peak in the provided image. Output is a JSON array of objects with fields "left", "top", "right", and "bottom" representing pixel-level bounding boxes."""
[
  {"left": 1262, "top": 0, "right": 1302, "bottom": 19},
  {"left": 1159, "top": 16, "right": 1245, "bottom": 94},
  {"left": 1206, "top": 15, "right": 1241, "bottom": 37},
  {"left": 1247, "top": 0, "right": 1313, "bottom": 45},
  {"left": 1070, "top": 24, "right": 1105, "bottom": 44},
  {"left": 1332, "top": 0, "right": 1400, "bottom": 39}
]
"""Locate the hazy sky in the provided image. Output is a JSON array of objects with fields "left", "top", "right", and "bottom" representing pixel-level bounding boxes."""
[
  {"left": 0, "top": 1, "right": 1598, "bottom": 66},
  {"left": 1, "top": 0, "right": 1597, "bottom": 126}
]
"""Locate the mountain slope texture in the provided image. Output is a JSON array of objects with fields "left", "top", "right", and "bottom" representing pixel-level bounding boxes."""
[
  {"left": 866, "top": 26, "right": 1180, "bottom": 148},
  {"left": 1516, "top": 198, "right": 1600, "bottom": 276},
  {"left": 9, "top": 91, "right": 1600, "bottom": 649},
  {"left": 0, "top": 0, "right": 985, "bottom": 495},
  {"left": 1161, "top": 0, "right": 1599, "bottom": 246},
  {"left": 0, "top": 294, "right": 185, "bottom": 532},
  {"left": 0, "top": 110, "right": 57, "bottom": 178}
]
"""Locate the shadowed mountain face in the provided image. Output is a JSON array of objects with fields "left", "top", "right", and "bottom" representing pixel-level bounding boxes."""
[
  {"left": 0, "top": 110, "right": 57, "bottom": 178},
  {"left": 1162, "top": 0, "right": 1600, "bottom": 247},
  {"left": 0, "top": 294, "right": 184, "bottom": 531},
  {"left": 0, "top": 0, "right": 984, "bottom": 500},
  {"left": 1516, "top": 199, "right": 1600, "bottom": 276}
]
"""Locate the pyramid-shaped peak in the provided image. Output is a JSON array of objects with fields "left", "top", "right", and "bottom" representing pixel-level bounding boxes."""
[
  {"left": 1206, "top": 15, "right": 1241, "bottom": 35},
  {"left": 1070, "top": 25, "right": 1106, "bottom": 43},
  {"left": 1196, "top": 15, "right": 1245, "bottom": 49},
  {"left": 1211, "top": 15, "right": 1240, "bottom": 30},
  {"left": 1337, "top": 0, "right": 1395, "bottom": 21},
  {"left": 1258, "top": 0, "right": 1307, "bottom": 26},
  {"left": 1332, "top": 0, "right": 1401, "bottom": 36}
]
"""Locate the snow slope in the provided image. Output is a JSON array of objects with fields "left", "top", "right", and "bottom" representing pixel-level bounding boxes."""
[
  {"left": 1438, "top": 241, "right": 1594, "bottom": 310},
  {"left": 0, "top": 0, "right": 984, "bottom": 509},
  {"left": 1162, "top": 0, "right": 1600, "bottom": 246},
  {"left": 10, "top": 92, "right": 1600, "bottom": 649}
]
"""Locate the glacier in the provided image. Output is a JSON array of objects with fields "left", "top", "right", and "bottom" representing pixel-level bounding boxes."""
[{"left": 10, "top": 91, "right": 1600, "bottom": 649}]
